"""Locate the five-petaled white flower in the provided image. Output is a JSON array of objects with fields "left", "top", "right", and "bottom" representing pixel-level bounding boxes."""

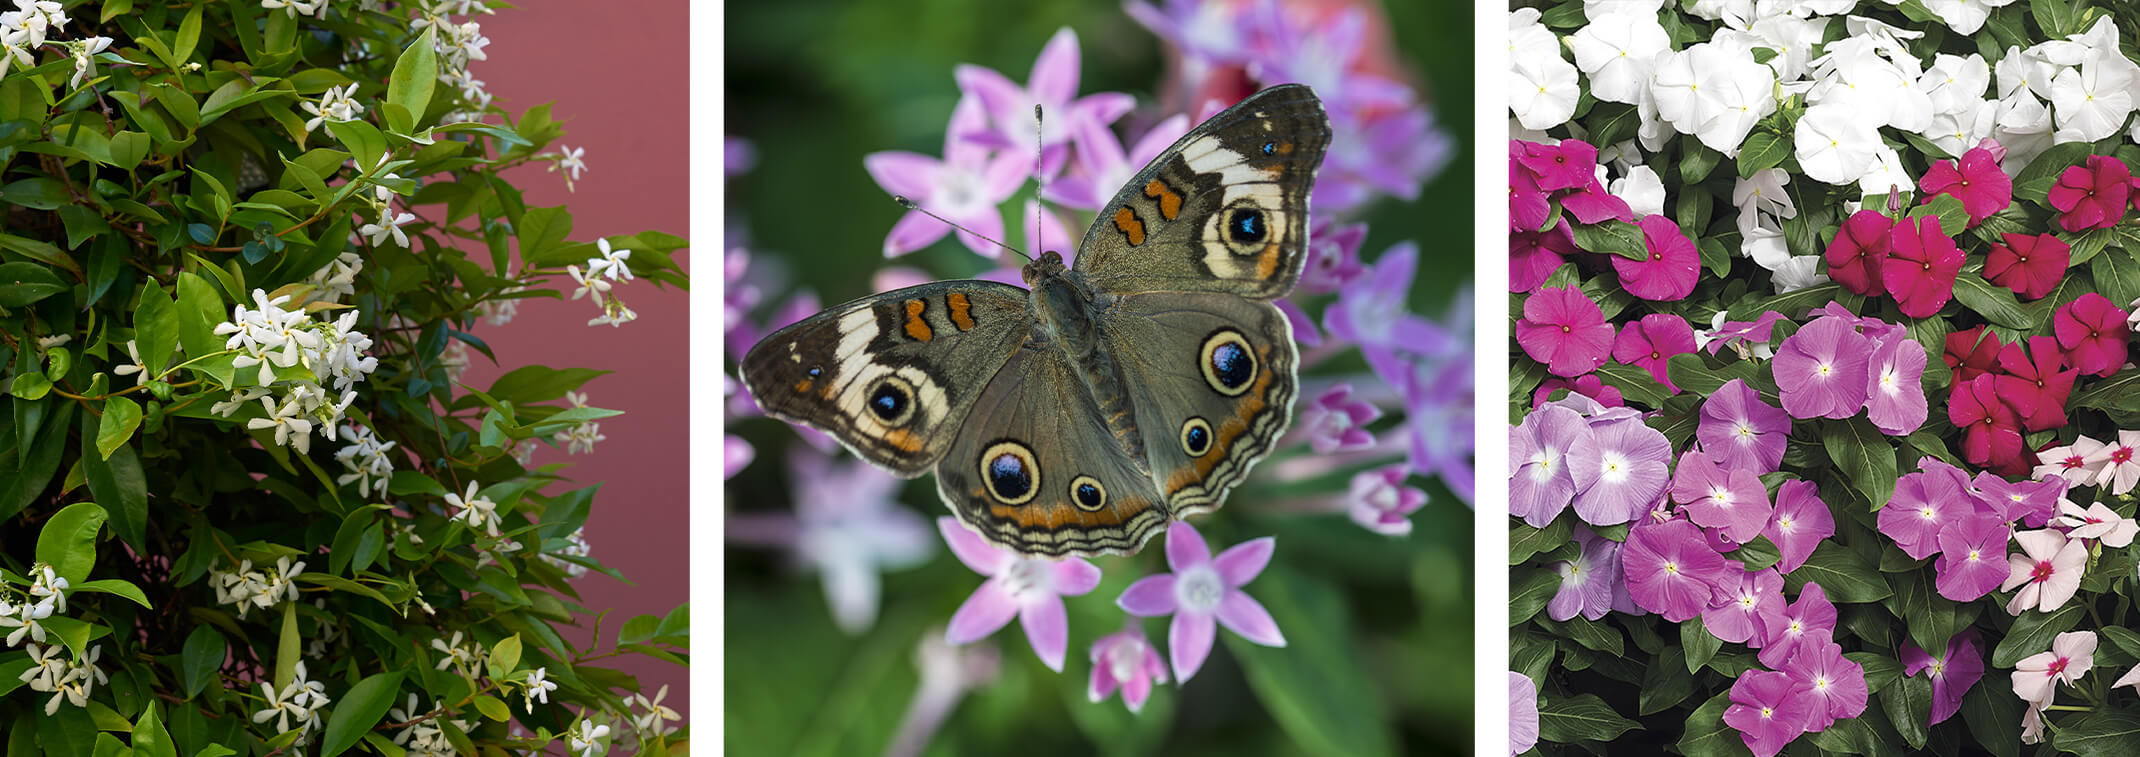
[{"left": 359, "top": 211, "right": 415, "bottom": 248}]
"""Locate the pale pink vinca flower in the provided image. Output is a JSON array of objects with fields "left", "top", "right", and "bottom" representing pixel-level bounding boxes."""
[{"left": 2002, "top": 529, "right": 2087, "bottom": 615}]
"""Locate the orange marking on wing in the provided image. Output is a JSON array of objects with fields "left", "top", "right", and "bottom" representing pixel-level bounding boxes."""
[
  {"left": 947, "top": 292, "right": 976, "bottom": 330},
  {"left": 1254, "top": 242, "right": 1282, "bottom": 279},
  {"left": 990, "top": 497, "right": 1150, "bottom": 528},
  {"left": 1115, "top": 207, "right": 1146, "bottom": 246},
  {"left": 1144, "top": 179, "right": 1182, "bottom": 220},
  {"left": 903, "top": 299, "right": 933, "bottom": 342},
  {"left": 1193, "top": 363, "right": 1274, "bottom": 478},
  {"left": 794, "top": 379, "right": 813, "bottom": 394},
  {"left": 1276, "top": 141, "right": 1294, "bottom": 154},
  {"left": 882, "top": 427, "right": 923, "bottom": 453}
]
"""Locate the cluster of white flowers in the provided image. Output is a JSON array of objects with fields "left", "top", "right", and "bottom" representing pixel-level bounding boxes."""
[
  {"left": 0, "top": 564, "right": 67, "bottom": 647},
  {"left": 478, "top": 288, "right": 523, "bottom": 326},
  {"left": 21, "top": 643, "right": 106, "bottom": 715},
  {"left": 305, "top": 250, "right": 365, "bottom": 306},
  {"left": 302, "top": 82, "right": 366, "bottom": 133},
  {"left": 561, "top": 390, "right": 607, "bottom": 454},
  {"left": 624, "top": 685, "right": 681, "bottom": 744},
  {"left": 260, "top": 0, "right": 327, "bottom": 19},
  {"left": 430, "top": 630, "right": 486, "bottom": 679},
  {"left": 333, "top": 422, "right": 397, "bottom": 498},
  {"left": 543, "top": 526, "right": 593, "bottom": 578},
  {"left": 209, "top": 557, "right": 305, "bottom": 619},
  {"left": 252, "top": 661, "right": 331, "bottom": 744},
  {"left": 210, "top": 289, "right": 379, "bottom": 454},
  {"left": 569, "top": 238, "right": 638, "bottom": 327},
  {"left": 388, "top": 693, "right": 472, "bottom": 757},
  {"left": 412, "top": 1, "right": 493, "bottom": 121},
  {"left": 0, "top": 0, "right": 65, "bottom": 77}
]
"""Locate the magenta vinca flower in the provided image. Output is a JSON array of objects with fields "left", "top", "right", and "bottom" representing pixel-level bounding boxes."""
[
  {"left": 1087, "top": 625, "right": 1168, "bottom": 713},
  {"left": 2012, "top": 631, "right": 2096, "bottom": 705},
  {"left": 1549, "top": 527, "right": 1623, "bottom": 622},
  {"left": 1622, "top": 518, "right": 1731, "bottom": 623},
  {"left": 1902, "top": 629, "right": 1985, "bottom": 726},
  {"left": 1882, "top": 216, "right": 1965, "bottom": 318},
  {"left": 1613, "top": 215, "right": 1701, "bottom": 301},
  {"left": 1117, "top": 523, "right": 1284, "bottom": 683},
  {"left": 1515, "top": 139, "right": 1598, "bottom": 192},
  {"left": 1918, "top": 145, "right": 2012, "bottom": 227},
  {"left": 1758, "top": 583, "right": 1835, "bottom": 669},
  {"left": 1300, "top": 384, "right": 1382, "bottom": 455},
  {"left": 2047, "top": 155, "right": 2131, "bottom": 232},
  {"left": 1702, "top": 567, "right": 1785, "bottom": 646},
  {"left": 1934, "top": 513, "right": 2012, "bottom": 602},
  {"left": 2054, "top": 293, "right": 2132, "bottom": 378},
  {"left": 1511, "top": 404, "right": 1589, "bottom": 528},
  {"left": 1516, "top": 286, "right": 1615, "bottom": 378},
  {"left": 954, "top": 28, "right": 1133, "bottom": 179},
  {"left": 1878, "top": 467, "right": 1970, "bottom": 560},
  {"left": 1765, "top": 480, "right": 1835, "bottom": 574},
  {"left": 1511, "top": 153, "right": 1552, "bottom": 231},
  {"left": 1698, "top": 379, "right": 1790, "bottom": 475},
  {"left": 2002, "top": 529, "right": 2087, "bottom": 615},
  {"left": 1781, "top": 629, "right": 1868, "bottom": 733},
  {"left": 1984, "top": 233, "right": 2070, "bottom": 301},
  {"left": 1950, "top": 374, "right": 2024, "bottom": 473},
  {"left": 1864, "top": 334, "right": 1928, "bottom": 435},
  {"left": 1532, "top": 374, "right": 1623, "bottom": 409},
  {"left": 1671, "top": 450, "right": 1773, "bottom": 545},
  {"left": 866, "top": 96, "right": 1028, "bottom": 258},
  {"left": 1510, "top": 221, "right": 1577, "bottom": 294},
  {"left": 1993, "top": 336, "right": 2078, "bottom": 432},
  {"left": 1774, "top": 315, "right": 1873, "bottom": 420},
  {"left": 1612, "top": 313, "right": 1696, "bottom": 393},
  {"left": 1568, "top": 416, "right": 1673, "bottom": 526},
  {"left": 939, "top": 518, "right": 1101, "bottom": 672},
  {"left": 1823, "top": 210, "right": 1893, "bottom": 297},
  {"left": 1724, "top": 669, "right": 1817, "bottom": 757}
]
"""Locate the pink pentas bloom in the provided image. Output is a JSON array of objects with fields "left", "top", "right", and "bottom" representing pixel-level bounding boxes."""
[
  {"left": 1348, "top": 465, "right": 1427, "bottom": 535},
  {"left": 1864, "top": 333, "right": 1928, "bottom": 436},
  {"left": 2034, "top": 434, "right": 2109, "bottom": 488},
  {"left": 1549, "top": 527, "right": 1622, "bottom": 622},
  {"left": 1993, "top": 337, "right": 2078, "bottom": 434},
  {"left": 1622, "top": 518, "right": 1732, "bottom": 623},
  {"left": 1944, "top": 326, "right": 2004, "bottom": 384},
  {"left": 1758, "top": 583, "right": 1836, "bottom": 669},
  {"left": 1516, "top": 286, "right": 1614, "bottom": 378},
  {"left": 1515, "top": 139, "right": 1597, "bottom": 192},
  {"left": 1950, "top": 374, "right": 2025, "bottom": 474},
  {"left": 2085, "top": 430, "right": 2140, "bottom": 495},
  {"left": 1974, "top": 472, "right": 2065, "bottom": 529},
  {"left": 1300, "top": 384, "right": 1382, "bottom": 454},
  {"left": 2056, "top": 499, "right": 2139, "bottom": 547},
  {"left": 1984, "top": 233, "right": 2071, "bottom": 301},
  {"left": 1724, "top": 669, "right": 1817, "bottom": 757},
  {"left": 1614, "top": 215, "right": 1700, "bottom": 301},
  {"left": 1612, "top": 313, "right": 1696, "bottom": 393},
  {"left": 1879, "top": 466, "right": 1970, "bottom": 560},
  {"left": 1510, "top": 222, "right": 1577, "bottom": 294},
  {"left": 1882, "top": 216, "right": 1965, "bottom": 318},
  {"left": 1511, "top": 404, "right": 1588, "bottom": 528},
  {"left": 1298, "top": 219, "right": 1368, "bottom": 295},
  {"left": 2002, "top": 529, "right": 2087, "bottom": 615},
  {"left": 1773, "top": 315, "right": 1873, "bottom": 420},
  {"left": 2046, "top": 155, "right": 2132, "bottom": 232},
  {"left": 1702, "top": 567, "right": 1785, "bottom": 646},
  {"left": 1532, "top": 374, "right": 1623, "bottom": 408},
  {"left": 866, "top": 96, "right": 1028, "bottom": 258},
  {"left": 1698, "top": 379, "right": 1790, "bottom": 475},
  {"left": 954, "top": 28, "right": 1133, "bottom": 179},
  {"left": 1672, "top": 450, "right": 1773, "bottom": 544},
  {"left": 1823, "top": 210, "right": 1893, "bottom": 297},
  {"left": 1918, "top": 145, "right": 2012, "bottom": 226},
  {"left": 1116, "top": 522, "right": 1284, "bottom": 683},
  {"left": 1568, "top": 416, "right": 1673, "bottom": 526},
  {"left": 1782, "top": 629, "right": 1868, "bottom": 733},
  {"left": 1935, "top": 513, "right": 2013, "bottom": 602},
  {"left": 1766, "top": 480, "right": 1835, "bottom": 574},
  {"left": 1046, "top": 112, "right": 1189, "bottom": 212},
  {"left": 2054, "top": 293, "right": 2132, "bottom": 378},
  {"left": 2012, "top": 631, "right": 2097, "bottom": 705},
  {"left": 1087, "top": 625, "right": 1168, "bottom": 713},
  {"left": 938, "top": 518, "right": 1101, "bottom": 672},
  {"left": 1902, "top": 629, "right": 1986, "bottom": 727}
]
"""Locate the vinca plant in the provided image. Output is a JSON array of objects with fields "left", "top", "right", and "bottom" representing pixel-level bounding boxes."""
[{"left": 0, "top": 1, "right": 687, "bottom": 755}]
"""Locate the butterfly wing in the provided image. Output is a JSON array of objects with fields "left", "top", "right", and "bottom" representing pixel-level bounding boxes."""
[
  {"left": 1071, "top": 84, "right": 1331, "bottom": 300},
  {"left": 740, "top": 281, "right": 1032, "bottom": 476},
  {"left": 933, "top": 341, "right": 1170, "bottom": 558}
]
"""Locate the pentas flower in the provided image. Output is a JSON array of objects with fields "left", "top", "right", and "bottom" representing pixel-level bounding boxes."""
[
  {"left": 1047, "top": 112, "right": 1189, "bottom": 212},
  {"left": 1614, "top": 215, "right": 1700, "bottom": 301},
  {"left": 2085, "top": 430, "right": 2140, "bottom": 495},
  {"left": 1298, "top": 219, "right": 1368, "bottom": 295},
  {"left": 1944, "top": 326, "right": 2004, "bottom": 383},
  {"left": 2054, "top": 293, "right": 2131, "bottom": 378},
  {"left": 1882, "top": 216, "right": 1964, "bottom": 318},
  {"left": 1902, "top": 629, "right": 1986, "bottom": 727},
  {"left": 1516, "top": 286, "right": 1614, "bottom": 378},
  {"left": 1950, "top": 374, "right": 2025, "bottom": 474},
  {"left": 1879, "top": 466, "right": 1969, "bottom": 560},
  {"left": 1568, "top": 416, "right": 1673, "bottom": 526},
  {"left": 2035, "top": 434, "right": 2108, "bottom": 488},
  {"left": 1993, "top": 336, "right": 2077, "bottom": 432},
  {"left": 1983, "top": 233, "right": 2070, "bottom": 301},
  {"left": 1510, "top": 222, "right": 1577, "bottom": 294},
  {"left": 1622, "top": 518, "right": 1732, "bottom": 623},
  {"left": 1823, "top": 209, "right": 1894, "bottom": 298},
  {"left": 1348, "top": 465, "right": 1427, "bottom": 536},
  {"left": 1611, "top": 313, "right": 1695, "bottom": 393},
  {"left": 1087, "top": 626, "right": 1167, "bottom": 714},
  {"left": 866, "top": 96, "right": 1026, "bottom": 258},
  {"left": 1698, "top": 379, "right": 1790, "bottom": 475},
  {"left": 2002, "top": 528, "right": 2087, "bottom": 615},
  {"left": 1511, "top": 404, "right": 1588, "bottom": 527},
  {"left": 1773, "top": 315, "right": 1873, "bottom": 420},
  {"left": 2055, "top": 500, "right": 2138, "bottom": 547},
  {"left": 938, "top": 518, "right": 1101, "bottom": 672},
  {"left": 1758, "top": 583, "right": 1836, "bottom": 669},
  {"left": 1532, "top": 374, "right": 1623, "bottom": 408},
  {"left": 2011, "top": 630, "right": 2096, "bottom": 705},
  {"left": 1724, "top": 669, "right": 1816, "bottom": 757},
  {"left": 1117, "top": 523, "right": 1284, "bottom": 683},
  {"left": 1917, "top": 145, "right": 2012, "bottom": 226},
  {"left": 1864, "top": 333, "right": 1928, "bottom": 436},
  {"left": 2046, "top": 154, "right": 2131, "bottom": 232},
  {"left": 1934, "top": 513, "right": 2012, "bottom": 601},
  {"left": 1782, "top": 629, "right": 1869, "bottom": 733},
  {"left": 1975, "top": 472, "right": 2064, "bottom": 528},
  {"left": 1766, "top": 480, "right": 1835, "bottom": 574},
  {"left": 954, "top": 28, "right": 1132, "bottom": 179},
  {"left": 1702, "top": 567, "right": 1785, "bottom": 646},
  {"left": 1672, "top": 450, "right": 1773, "bottom": 545},
  {"left": 1299, "top": 384, "right": 1381, "bottom": 454},
  {"left": 1549, "top": 527, "right": 1622, "bottom": 622}
]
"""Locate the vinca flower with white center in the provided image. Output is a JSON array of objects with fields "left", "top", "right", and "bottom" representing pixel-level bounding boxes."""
[
  {"left": 360, "top": 211, "right": 415, "bottom": 248},
  {"left": 521, "top": 667, "right": 557, "bottom": 712},
  {"left": 446, "top": 481, "right": 502, "bottom": 535}
]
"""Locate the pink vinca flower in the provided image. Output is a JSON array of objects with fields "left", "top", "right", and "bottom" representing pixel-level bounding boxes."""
[
  {"left": 1702, "top": 567, "right": 1785, "bottom": 646},
  {"left": 1973, "top": 472, "right": 2064, "bottom": 528},
  {"left": 1510, "top": 221, "right": 1577, "bottom": 294},
  {"left": 1882, "top": 216, "right": 1965, "bottom": 318},
  {"left": 1612, "top": 313, "right": 1695, "bottom": 393},
  {"left": 1918, "top": 145, "right": 2012, "bottom": 226},
  {"left": 2012, "top": 630, "right": 2096, "bottom": 705},
  {"left": 1671, "top": 450, "right": 1773, "bottom": 545},
  {"left": 1758, "top": 583, "right": 1836, "bottom": 669},
  {"left": 2053, "top": 293, "right": 2132, "bottom": 378},
  {"left": 2002, "top": 529, "right": 2087, "bottom": 615},
  {"left": 1983, "top": 233, "right": 2070, "bottom": 301},
  {"left": 939, "top": 518, "right": 1101, "bottom": 671},
  {"left": 1698, "top": 379, "right": 1790, "bottom": 475},
  {"left": 1516, "top": 286, "right": 1615, "bottom": 377},
  {"left": 1949, "top": 374, "right": 2024, "bottom": 475},
  {"left": 1765, "top": 480, "right": 1835, "bottom": 574},
  {"left": 1087, "top": 625, "right": 1168, "bottom": 713},
  {"left": 1511, "top": 671, "right": 1540, "bottom": 756},
  {"left": 1902, "top": 629, "right": 1985, "bottom": 726},
  {"left": 1782, "top": 629, "right": 1868, "bottom": 733},
  {"left": 1823, "top": 210, "right": 1893, "bottom": 297},
  {"left": 2047, "top": 155, "right": 2131, "bottom": 232},
  {"left": 2056, "top": 499, "right": 2139, "bottom": 547},
  {"left": 1934, "top": 513, "right": 2012, "bottom": 602},
  {"left": 1622, "top": 518, "right": 1731, "bottom": 623},
  {"left": 1613, "top": 214, "right": 1700, "bottom": 301},
  {"left": 1993, "top": 336, "right": 2078, "bottom": 432},
  {"left": 1864, "top": 333, "right": 1928, "bottom": 436},
  {"left": 1512, "top": 404, "right": 1588, "bottom": 527},
  {"left": 1568, "top": 416, "right": 1673, "bottom": 526},
  {"left": 1117, "top": 522, "right": 1285, "bottom": 683},
  {"left": 2084, "top": 430, "right": 2140, "bottom": 495},
  {"left": 1879, "top": 466, "right": 1970, "bottom": 560},
  {"left": 1723, "top": 669, "right": 1816, "bottom": 757},
  {"left": 1773, "top": 315, "right": 1873, "bottom": 420},
  {"left": 1549, "top": 527, "right": 1622, "bottom": 622}
]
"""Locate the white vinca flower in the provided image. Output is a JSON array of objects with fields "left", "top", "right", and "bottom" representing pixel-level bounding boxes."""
[
  {"left": 1922, "top": 0, "right": 2018, "bottom": 35},
  {"left": 1564, "top": 11, "right": 1668, "bottom": 106},
  {"left": 1508, "top": 9, "right": 1578, "bottom": 130},
  {"left": 1793, "top": 103, "right": 1882, "bottom": 185},
  {"left": 2048, "top": 53, "right": 2138, "bottom": 144}
]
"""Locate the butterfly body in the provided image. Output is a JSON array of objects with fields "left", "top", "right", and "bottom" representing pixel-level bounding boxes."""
[{"left": 743, "top": 84, "right": 1331, "bottom": 557}]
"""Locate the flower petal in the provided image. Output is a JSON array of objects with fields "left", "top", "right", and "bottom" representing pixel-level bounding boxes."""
[
  {"left": 1165, "top": 521, "right": 1212, "bottom": 572},
  {"left": 1028, "top": 28, "right": 1081, "bottom": 106},
  {"left": 1019, "top": 595, "right": 1070, "bottom": 672},
  {"left": 1213, "top": 537, "right": 1275, "bottom": 588},
  {"left": 1216, "top": 590, "right": 1286, "bottom": 647},
  {"left": 1117, "top": 574, "right": 1178, "bottom": 617},
  {"left": 1169, "top": 611, "right": 1217, "bottom": 684},
  {"left": 1051, "top": 557, "right": 1102, "bottom": 596},
  {"left": 862, "top": 151, "right": 943, "bottom": 199},
  {"left": 937, "top": 517, "right": 1011, "bottom": 576},
  {"left": 944, "top": 580, "right": 1018, "bottom": 644},
  {"left": 884, "top": 210, "right": 950, "bottom": 258}
]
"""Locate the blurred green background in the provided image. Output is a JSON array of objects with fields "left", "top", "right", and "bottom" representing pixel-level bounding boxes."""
[{"left": 726, "top": 1, "right": 1475, "bottom": 754}]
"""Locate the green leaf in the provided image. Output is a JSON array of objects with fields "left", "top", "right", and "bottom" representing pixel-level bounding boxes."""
[
  {"left": 472, "top": 694, "right": 511, "bottom": 722},
  {"left": 1511, "top": 568, "right": 1558, "bottom": 626},
  {"left": 1570, "top": 219, "right": 1649, "bottom": 261},
  {"left": 488, "top": 634, "right": 523, "bottom": 680},
  {"left": 275, "top": 600, "right": 299, "bottom": 693},
  {"left": 1787, "top": 543, "right": 1893, "bottom": 603},
  {"left": 0, "top": 261, "right": 69, "bottom": 306},
  {"left": 1952, "top": 268, "right": 2035, "bottom": 329},
  {"left": 1511, "top": 515, "right": 1572, "bottom": 564},
  {"left": 133, "top": 284, "right": 179, "bottom": 377},
  {"left": 1594, "top": 361, "right": 1671, "bottom": 409},
  {"left": 325, "top": 119, "right": 387, "bottom": 176},
  {"left": 1993, "top": 602, "right": 2086, "bottom": 667},
  {"left": 179, "top": 626, "right": 225, "bottom": 698},
  {"left": 133, "top": 703, "right": 176, "bottom": 757},
  {"left": 2094, "top": 247, "right": 2140, "bottom": 308},
  {"left": 1880, "top": 663, "right": 1933, "bottom": 750},
  {"left": 35, "top": 502, "right": 107, "bottom": 585},
  {"left": 1675, "top": 691, "right": 1746, "bottom": 757},
  {"left": 386, "top": 27, "right": 439, "bottom": 132},
  {"left": 72, "top": 579, "right": 149, "bottom": 609},
  {"left": 2053, "top": 709, "right": 2140, "bottom": 757},
  {"left": 81, "top": 411, "right": 148, "bottom": 550},
  {"left": 1737, "top": 132, "right": 1789, "bottom": 177},
  {"left": 1225, "top": 563, "right": 1396, "bottom": 757},
  {"left": 173, "top": 272, "right": 225, "bottom": 362},
  {"left": 1538, "top": 693, "right": 1640, "bottom": 744},
  {"left": 0, "top": 178, "right": 68, "bottom": 210},
  {"left": 1962, "top": 679, "right": 2023, "bottom": 757},
  {"left": 1637, "top": 645, "right": 1696, "bottom": 715},
  {"left": 319, "top": 671, "right": 403, "bottom": 756},
  {"left": 96, "top": 397, "right": 142, "bottom": 461},
  {"left": 1682, "top": 618, "right": 1724, "bottom": 673},
  {"left": 1822, "top": 417, "right": 1899, "bottom": 511}
]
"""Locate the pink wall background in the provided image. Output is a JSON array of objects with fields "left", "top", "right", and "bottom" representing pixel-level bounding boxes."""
[{"left": 464, "top": 0, "right": 691, "bottom": 724}]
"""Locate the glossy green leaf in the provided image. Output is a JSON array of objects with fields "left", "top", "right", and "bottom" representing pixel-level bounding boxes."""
[
  {"left": 319, "top": 671, "right": 403, "bottom": 756},
  {"left": 386, "top": 27, "right": 438, "bottom": 132},
  {"left": 179, "top": 625, "right": 225, "bottom": 698},
  {"left": 1538, "top": 692, "right": 1641, "bottom": 744},
  {"left": 35, "top": 502, "right": 107, "bottom": 585},
  {"left": 82, "top": 411, "right": 148, "bottom": 550},
  {"left": 0, "top": 261, "right": 68, "bottom": 306},
  {"left": 96, "top": 397, "right": 143, "bottom": 461}
]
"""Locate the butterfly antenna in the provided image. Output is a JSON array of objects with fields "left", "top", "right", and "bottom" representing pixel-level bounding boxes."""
[
  {"left": 891, "top": 195, "right": 1034, "bottom": 262},
  {"left": 1033, "top": 103, "right": 1046, "bottom": 256}
]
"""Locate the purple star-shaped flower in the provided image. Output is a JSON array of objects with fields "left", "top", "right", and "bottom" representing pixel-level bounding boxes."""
[
  {"left": 1765, "top": 480, "right": 1835, "bottom": 574},
  {"left": 1703, "top": 567, "right": 1786, "bottom": 646},
  {"left": 1118, "top": 522, "right": 1285, "bottom": 683},
  {"left": 1758, "top": 583, "right": 1836, "bottom": 669},
  {"left": 1781, "top": 629, "right": 1868, "bottom": 732},
  {"left": 954, "top": 28, "right": 1133, "bottom": 179},
  {"left": 1934, "top": 512, "right": 2012, "bottom": 602},
  {"left": 1878, "top": 467, "right": 1969, "bottom": 561},
  {"left": 865, "top": 97, "right": 1028, "bottom": 258},
  {"left": 1902, "top": 628, "right": 1985, "bottom": 726},
  {"left": 939, "top": 518, "right": 1101, "bottom": 672},
  {"left": 1724, "top": 669, "right": 1817, "bottom": 757},
  {"left": 1327, "top": 242, "right": 1451, "bottom": 387},
  {"left": 1774, "top": 315, "right": 1873, "bottom": 420},
  {"left": 1300, "top": 383, "right": 1382, "bottom": 455},
  {"left": 1864, "top": 333, "right": 1928, "bottom": 435},
  {"left": 1568, "top": 416, "right": 1673, "bottom": 526},
  {"left": 1672, "top": 450, "right": 1774, "bottom": 544},
  {"left": 1972, "top": 472, "right": 2063, "bottom": 528},
  {"left": 1512, "top": 404, "right": 1589, "bottom": 527},
  {"left": 1622, "top": 518, "right": 1731, "bottom": 622},
  {"left": 1698, "top": 379, "right": 1791, "bottom": 475},
  {"left": 1549, "top": 526, "right": 1622, "bottom": 622}
]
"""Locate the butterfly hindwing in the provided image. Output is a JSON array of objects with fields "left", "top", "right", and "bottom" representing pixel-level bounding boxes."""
[
  {"left": 1072, "top": 84, "right": 1331, "bottom": 300},
  {"left": 739, "top": 281, "right": 1032, "bottom": 476}
]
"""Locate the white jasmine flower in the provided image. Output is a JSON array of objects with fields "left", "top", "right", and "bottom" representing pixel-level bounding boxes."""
[
  {"left": 521, "top": 667, "right": 557, "bottom": 712},
  {"left": 67, "top": 36, "right": 109, "bottom": 89},
  {"left": 445, "top": 481, "right": 501, "bottom": 536},
  {"left": 359, "top": 211, "right": 415, "bottom": 248},
  {"left": 584, "top": 238, "right": 633, "bottom": 282},
  {"left": 553, "top": 145, "right": 587, "bottom": 189}
]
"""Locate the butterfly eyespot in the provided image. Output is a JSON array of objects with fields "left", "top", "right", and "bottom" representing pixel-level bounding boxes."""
[
  {"left": 1261, "top": 141, "right": 1276, "bottom": 156},
  {"left": 1199, "top": 330, "right": 1257, "bottom": 396},
  {"left": 806, "top": 366, "right": 823, "bottom": 378},
  {"left": 865, "top": 376, "right": 917, "bottom": 426},
  {"left": 1229, "top": 208, "right": 1266, "bottom": 244},
  {"left": 1180, "top": 417, "right": 1214, "bottom": 456},
  {"left": 980, "top": 441, "right": 1039, "bottom": 505},
  {"left": 1070, "top": 475, "right": 1107, "bottom": 511}
]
